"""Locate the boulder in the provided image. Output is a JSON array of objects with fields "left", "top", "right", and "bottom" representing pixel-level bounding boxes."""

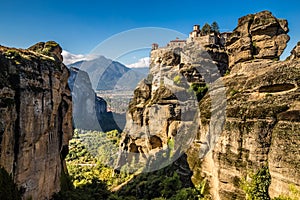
[{"left": 226, "top": 11, "right": 290, "bottom": 67}]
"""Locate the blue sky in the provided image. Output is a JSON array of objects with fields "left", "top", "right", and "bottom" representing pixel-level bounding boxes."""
[{"left": 1, "top": 0, "right": 300, "bottom": 61}]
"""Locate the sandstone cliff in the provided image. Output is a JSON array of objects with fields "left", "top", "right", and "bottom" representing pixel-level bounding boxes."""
[
  {"left": 117, "top": 11, "right": 300, "bottom": 199},
  {"left": 116, "top": 38, "right": 227, "bottom": 174},
  {"left": 226, "top": 10, "right": 289, "bottom": 67},
  {"left": 189, "top": 53, "right": 300, "bottom": 199},
  {"left": 0, "top": 41, "right": 73, "bottom": 199},
  {"left": 190, "top": 11, "right": 299, "bottom": 199}
]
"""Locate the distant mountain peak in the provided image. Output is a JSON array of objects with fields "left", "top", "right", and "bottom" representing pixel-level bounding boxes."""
[{"left": 66, "top": 53, "right": 147, "bottom": 91}]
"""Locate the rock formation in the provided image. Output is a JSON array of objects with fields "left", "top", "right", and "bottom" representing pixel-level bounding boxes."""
[
  {"left": 287, "top": 41, "right": 300, "bottom": 60},
  {"left": 189, "top": 54, "right": 300, "bottom": 199},
  {"left": 188, "top": 11, "right": 300, "bottom": 199},
  {"left": 116, "top": 46, "right": 196, "bottom": 172},
  {"left": 68, "top": 67, "right": 121, "bottom": 132},
  {"left": 226, "top": 10, "right": 290, "bottom": 67},
  {"left": 0, "top": 41, "right": 73, "bottom": 199},
  {"left": 116, "top": 40, "right": 226, "bottom": 173},
  {"left": 117, "top": 11, "right": 300, "bottom": 200}
]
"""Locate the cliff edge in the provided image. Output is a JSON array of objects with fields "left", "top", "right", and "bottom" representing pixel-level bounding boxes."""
[
  {"left": 0, "top": 41, "right": 73, "bottom": 199},
  {"left": 117, "top": 11, "right": 300, "bottom": 199},
  {"left": 189, "top": 11, "right": 299, "bottom": 199}
]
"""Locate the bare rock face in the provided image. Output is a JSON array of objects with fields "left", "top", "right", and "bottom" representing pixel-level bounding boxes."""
[
  {"left": 0, "top": 42, "right": 73, "bottom": 199},
  {"left": 116, "top": 41, "right": 227, "bottom": 181},
  {"left": 226, "top": 11, "right": 290, "bottom": 67},
  {"left": 287, "top": 41, "right": 300, "bottom": 60},
  {"left": 116, "top": 45, "right": 198, "bottom": 174},
  {"left": 68, "top": 67, "right": 121, "bottom": 132},
  {"left": 188, "top": 44, "right": 300, "bottom": 199},
  {"left": 206, "top": 46, "right": 229, "bottom": 76}
]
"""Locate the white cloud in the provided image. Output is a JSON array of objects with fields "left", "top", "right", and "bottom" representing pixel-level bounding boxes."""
[
  {"left": 127, "top": 57, "right": 150, "bottom": 68},
  {"left": 62, "top": 51, "right": 150, "bottom": 68},
  {"left": 62, "top": 50, "right": 100, "bottom": 65},
  {"left": 62, "top": 50, "right": 85, "bottom": 65}
]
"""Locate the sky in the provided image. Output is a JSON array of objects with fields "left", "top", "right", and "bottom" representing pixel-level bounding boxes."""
[{"left": 1, "top": 0, "right": 300, "bottom": 65}]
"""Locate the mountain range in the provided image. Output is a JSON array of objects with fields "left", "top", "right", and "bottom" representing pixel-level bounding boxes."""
[{"left": 65, "top": 53, "right": 147, "bottom": 91}]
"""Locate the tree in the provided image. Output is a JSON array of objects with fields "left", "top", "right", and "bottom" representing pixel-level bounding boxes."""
[
  {"left": 211, "top": 21, "right": 220, "bottom": 34},
  {"left": 160, "top": 172, "right": 182, "bottom": 198},
  {"left": 201, "top": 23, "right": 211, "bottom": 35}
]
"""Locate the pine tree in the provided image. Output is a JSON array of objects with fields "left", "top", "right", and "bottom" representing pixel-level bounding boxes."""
[
  {"left": 201, "top": 23, "right": 211, "bottom": 35},
  {"left": 211, "top": 21, "right": 220, "bottom": 34}
]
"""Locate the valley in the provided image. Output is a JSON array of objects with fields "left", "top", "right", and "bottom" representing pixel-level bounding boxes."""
[
  {"left": 97, "top": 90, "right": 133, "bottom": 114},
  {"left": 0, "top": 9, "right": 299, "bottom": 200}
]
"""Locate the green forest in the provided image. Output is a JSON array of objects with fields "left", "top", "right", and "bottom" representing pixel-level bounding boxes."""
[{"left": 52, "top": 129, "right": 211, "bottom": 200}]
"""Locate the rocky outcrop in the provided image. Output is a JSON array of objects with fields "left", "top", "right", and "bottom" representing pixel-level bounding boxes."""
[
  {"left": 0, "top": 42, "right": 73, "bottom": 199},
  {"left": 287, "top": 41, "right": 300, "bottom": 60},
  {"left": 117, "top": 11, "right": 299, "bottom": 200},
  {"left": 116, "top": 41, "right": 226, "bottom": 175},
  {"left": 206, "top": 45, "right": 228, "bottom": 76},
  {"left": 188, "top": 18, "right": 300, "bottom": 200},
  {"left": 28, "top": 41, "right": 64, "bottom": 62},
  {"left": 68, "top": 67, "right": 121, "bottom": 132},
  {"left": 226, "top": 10, "right": 290, "bottom": 67},
  {"left": 188, "top": 55, "right": 300, "bottom": 199}
]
